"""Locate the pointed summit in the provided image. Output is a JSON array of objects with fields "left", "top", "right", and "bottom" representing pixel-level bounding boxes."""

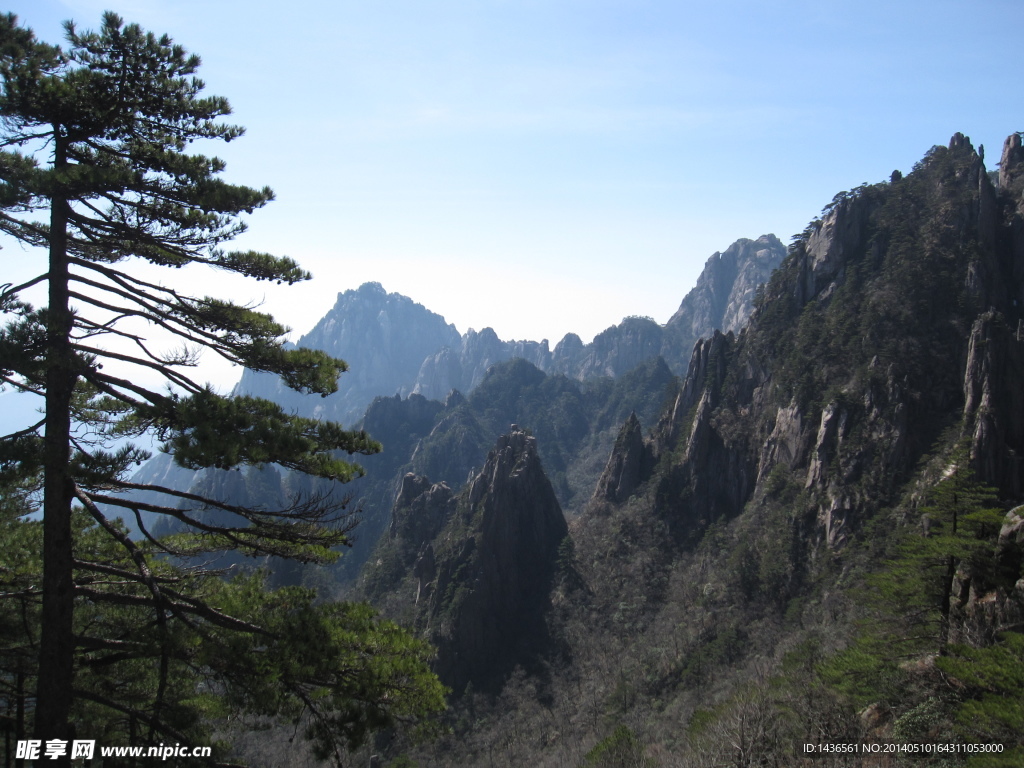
[
  {"left": 594, "top": 412, "right": 650, "bottom": 504},
  {"left": 424, "top": 429, "right": 568, "bottom": 692}
]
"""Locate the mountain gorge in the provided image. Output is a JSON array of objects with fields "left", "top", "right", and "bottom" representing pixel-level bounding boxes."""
[
  {"left": 146, "top": 233, "right": 783, "bottom": 587},
  {"left": 132, "top": 132, "right": 1024, "bottom": 767},
  {"left": 356, "top": 133, "right": 1024, "bottom": 767}
]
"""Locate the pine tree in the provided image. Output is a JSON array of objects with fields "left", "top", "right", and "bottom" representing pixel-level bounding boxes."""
[
  {"left": 0, "top": 468, "right": 40, "bottom": 759},
  {"left": 820, "top": 452, "right": 1008, "bottom": 729},
  {"left": 937, "top": 631, "right": 1024, "bottom": 766},
  {"left": 872, "top": 456, "right": 1005, "bottom": 656},
  {"left": 0, "top": 487, "right": 447, "bottom": 766},
  {"left": 0, "top": 12, "right": 443, "bottom": 761}
]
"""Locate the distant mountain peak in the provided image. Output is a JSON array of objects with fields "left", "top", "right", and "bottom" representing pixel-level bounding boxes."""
[
  {"left": 235, "top": 235, "right": 785, "bottom": 430},
  {"left": 355, "top": 280, "right": 386, "bottom": 295},
  {"left": 667, "top": 233, "right": 785, "bottom": 339}
]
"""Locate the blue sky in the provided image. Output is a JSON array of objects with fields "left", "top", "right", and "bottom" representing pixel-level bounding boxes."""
[{"left": 4, "top": 0, "right": 1023, "bottom": 386}]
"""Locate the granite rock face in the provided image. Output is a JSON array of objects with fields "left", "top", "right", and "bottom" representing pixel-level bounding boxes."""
[
  {"left": 392, "top": 430, "right": 568, "bottom": 693},
  {"left": 962, "top": 312, "right": 1024, "bottom": 498},
  {"left": 998, "top": 132, "right": 1024, "bottom": 310},
  {"left": 589, "top": 134, "right": 1024, "bottom": 557},
  {"left": 548, "top": 234, "right": 785, "bottom": 380},
  {"left": 413, "top": 327, "right": 551, "bottom": 401},
  {"left": 666, "top": 234, "right": 786, "bottom": 344},
  {"left": 235, "top": 282, "right": 461, "bottom": 426},
  {"left": 389, "top": 473, "right": 455, "bottom": 547},
  {"left": 998, "top": 132, "right": 1024, "bottom": 194},
  {"left": 564, "top": 316, "right": 665, "bottom": 380},
  {"left": 593, "top": 411, "right": 651, "bottom": 504},
  {"left": 950, "top": 505, "right": 1024, "bottom": 646}
]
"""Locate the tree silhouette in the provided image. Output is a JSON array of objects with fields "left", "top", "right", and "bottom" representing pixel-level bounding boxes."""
[{"left": 0, "top": 12, "right": 443, "bottom": 762}]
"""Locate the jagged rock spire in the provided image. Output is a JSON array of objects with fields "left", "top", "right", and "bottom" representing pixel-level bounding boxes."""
[
  {"left": 594, "top": 412, "right": 650, "bottom": 503},
  {"left": 403, "top": 428, "right": 569, "bottom": 693}
]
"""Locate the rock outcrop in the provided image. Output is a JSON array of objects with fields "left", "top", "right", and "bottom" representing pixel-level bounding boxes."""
[
  {"left": 665, "top": 234, "right": 786, "bottom": 344},
  {"left": 588, "top": 134, "right": 1024, "bottom": 558},
  {"left": 962, "top": 312, "right": 1024, "bottom": 498},
  {"left": 397, "top": 430, "right": 568, "bottom": 693},
  {"left": 413, "top": 327, "right": 552, "bottom": 401},
  {"left": 998, "top": 133, "right": 1024, "bottom": 312},
  {"left": 998, "top": 132, "right": 1024, "bottom": 195},
  {"left": 549, "top": 235, "right": 786, "bottom": 380},
  {"left": 593, "top": 412, "right": 650, "bottom": 504},
  {"left": 950, "top": 505, "right": 1024, "bottom": 646},
  {"left": 389, "top": 473, "right": 455, "bottom": 547},
  {"left": 564, "top": 316, "right": 665, "bottom": 380}
]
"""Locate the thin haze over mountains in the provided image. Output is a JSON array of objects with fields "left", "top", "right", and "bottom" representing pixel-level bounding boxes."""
[{"left": 2, "top": 0, "right": 1022, "bottom": 389}]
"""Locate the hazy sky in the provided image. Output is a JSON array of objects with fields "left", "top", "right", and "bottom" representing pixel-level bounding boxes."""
[{"left": 4, "top": 0, "right": 1023, "bottom": 388}]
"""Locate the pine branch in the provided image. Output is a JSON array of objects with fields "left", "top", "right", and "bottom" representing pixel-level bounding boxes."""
[
  {"left": 80, "top": 367, "right": 172, "bottom": 408},
  {"left": 72, "top": 342, "right": 204, "bottom": 393},
  {"left": 1, "top": 273, "right": 48, "bottom": 301},
  {"left": 83, "top": 489, "right": 347, "bottom": 559},
  {"left": 1, "top": 418, "right": 46, "bottom": 441}
]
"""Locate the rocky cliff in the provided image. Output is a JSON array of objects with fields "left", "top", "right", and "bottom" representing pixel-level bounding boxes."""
[
  {"left": 592, "top": 411, "right": 652, "bottom": 504},
  {"left": 367, "top": 430, "right": 568, "bottom": 693},
  {"left": 593, "top": 134, "right": 1024, "bottom": 555},
  {"left": 664, "top": 234, "right": 786, "bottom": 346}
]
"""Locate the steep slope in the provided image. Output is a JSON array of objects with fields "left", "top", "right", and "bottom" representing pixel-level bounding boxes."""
[
  {"left": 566, "top": 132, "right": 1024, "bottom": 759},
  {"left": 661, "top": 233, "right": 786, "bottom": 365},
  {"left": 429, "top": 430, "right": 567, "bottom": 693},
  {"left": 381, "top": 133, "right": 1024, "bottom": 768},
  {"left": 366, "top": 430, "right": 568, "bottom": 694},
  {"left": 597, "top": 134, "right": 1023, "bottom": 551}
]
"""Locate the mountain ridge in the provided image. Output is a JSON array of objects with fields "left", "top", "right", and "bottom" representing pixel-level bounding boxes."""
[{"left": 233, "top": 234, "right": 785, "bottom": 426}]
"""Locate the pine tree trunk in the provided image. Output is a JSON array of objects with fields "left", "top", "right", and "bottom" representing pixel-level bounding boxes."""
[
  {"left": 13, "top": 669, "right": 25, "bottom": 768},
  {"left": 35, "top": 132, "right": 74, "bottom": 765}
]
